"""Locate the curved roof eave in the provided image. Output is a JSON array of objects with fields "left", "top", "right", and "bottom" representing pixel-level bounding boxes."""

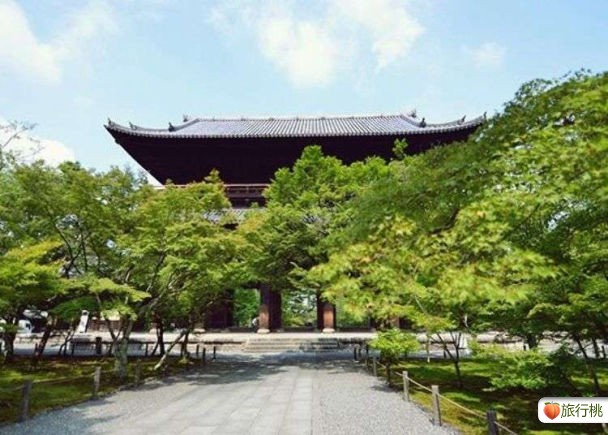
[{"left": 105, "top": 113, "right": 485, "bottom": 140}]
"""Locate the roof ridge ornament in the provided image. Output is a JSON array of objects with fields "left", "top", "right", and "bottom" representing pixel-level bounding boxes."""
[
  {"left": 168, "top": 122, "right": 176, "bottom": 132},
  {"left": 129, "top": 122, "right": 137, "bottom": 130},
  {"left": 407, "top": 109, "right": 417, "bottom": 119},
  {"left": 419, "top": 117, "right": 427, "bottom": 128},
  {"left": 458, "top": 115, "right": 466, "bottom": 125},
  {"left": 183, "top": 114, "right": 191, "bottom": 123},
  {"left": 107, "top": 118, "right": 114, "bottom": 127}
]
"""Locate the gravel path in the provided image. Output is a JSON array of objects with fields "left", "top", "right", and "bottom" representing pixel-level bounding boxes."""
[{"left": 2, "top": 352, "right": 454, "bottom": 435}]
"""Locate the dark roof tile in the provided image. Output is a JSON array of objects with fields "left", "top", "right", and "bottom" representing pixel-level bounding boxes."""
[{"left": 107, "top": 113, "right": 484, "bottom": 139}]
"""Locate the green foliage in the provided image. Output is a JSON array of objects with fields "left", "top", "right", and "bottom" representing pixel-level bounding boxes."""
[
  {"left": 370, "top": 329, "right": 419, "bottom": 363},
  {"left": 0, "top": 242, "right": 64, "bottom": 320},
  {"left": 306, "top": 71, "right": 608, "bottom": 388},
  {"left": 232, "top": 288, "right": 259, "bottom": 327},
  {"left": 473, "top": 344, "right": 581, "bottom": 392},
  {"left": 391, "top": 138, "right": 408, "bottom": 160},
  {"left": 281, "top": 290, "right": 316, "bottom": 327}
]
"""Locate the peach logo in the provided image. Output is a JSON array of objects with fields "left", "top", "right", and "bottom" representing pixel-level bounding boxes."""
[{"left": 543, "top": 402, "right": 560, "bottom": 420}]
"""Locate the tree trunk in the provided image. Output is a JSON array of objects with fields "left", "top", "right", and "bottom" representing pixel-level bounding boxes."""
[
  {"left": 181, "top": 329, "right": 190, "bottom": 360},
  {"left": 31, "top": 319, "right": 55, "bottom": 366},
  {"left": 453, "top": 342, "right": 463, "bottom": 388},
  {"left": 156, "top": 319, "right": 165, "bottom": 356},
  {"left": 58, "top": 329, "right": 74, "bottom": 356},
  {"left": 114, "top": 336, "right": 129, "bottom": 381},
  {"left": 154, "top": 329, "right": 188, "bottom": 371},
  {"left": 525, "top": 333, "right": 538, "bottom": 349},
  {"left": 112, "top": 317, "right": 137, "bottom": 381},
  {"left": 2, "top": 331, "right": 16, "bottom": 363},
  {"left": 575, "top": 336, "right": 601, "bottom": 396},
  {"left": 436, "top": 332, "right": 464, "bottom": 388},
  {"left": 592, "top": 338, "right": 601, "bottom": 360}
]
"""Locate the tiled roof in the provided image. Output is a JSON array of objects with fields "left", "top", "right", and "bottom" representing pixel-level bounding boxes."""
[
  {"left": 106, "top": 113, "right": 485, "bottom": 139},
  {"left": 204, "top": 207, "right": 262, "bottom": 223}
]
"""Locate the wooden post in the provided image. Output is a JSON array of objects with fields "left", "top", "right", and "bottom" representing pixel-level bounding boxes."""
[
  {"left": 602, "top": 345, "right": 606, "bottom": 359},
  {"left": 353, "top": 347, "right": 358, "bottom": 361},
  {"left": 70, "top": 340, "right": 75, "bottom": 356},
  {"left": 358, "top": 345, "right": 362, "bottom": 359},
  {"left": 365, "top": 344, "right": 369, "bottom": 358},
  {"left": 145, "top": 342, "right": 149, "bottom": 357},
  {"left": 135, "top": 360, "right": 141, "bottom": 386},
  {"left": 213, "top": 346, "right": 217, "bottom": 360},
  {"left": 92, "top": 366, "right": 101, "bottom": 399},
  {"left": 402, "top": 371, "right": 410, "bottom": 402},
  {"left": 372, "top": 356, "right": 377, "bottom": 377},
  {"left": 431, "top": 385, "right": 442, "bottom": 426},
  {"left": 202, "top": 347, "right": 207, "bottom": 365},
  {"left": 386, "top": 364, "right": 392, "bottom": 385},
  {"left": 95, "top": 336, "right": 102, "bottom": 356},
  {"left": 365, "top": 353, "right": 369, "bottom": 369},
  {"left": 196, "top": 344, "right": 200, "bottom": 358},
  {"left": 486, "top": 410, "right": 498, "bottom": 435},
  {"left": 18, "top": 380, "right": 33, "bottom": 422}
]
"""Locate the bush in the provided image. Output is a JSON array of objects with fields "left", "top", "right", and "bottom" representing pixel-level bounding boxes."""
[
  {"left": 473, "top": 343, "right": 581, "bottom": 391},
  {"left": 370, "top": 329, "right": 419, "bottom": 363}
]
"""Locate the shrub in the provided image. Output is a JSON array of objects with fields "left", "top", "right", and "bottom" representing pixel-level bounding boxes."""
[
  {"left": 473, "top": 343, "right": 581, "bottom": 391},
  {"left": 370, "top": 329, "right": 420, "bottom": 363}
]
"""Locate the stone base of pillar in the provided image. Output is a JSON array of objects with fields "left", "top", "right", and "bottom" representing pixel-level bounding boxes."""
[
  {"left": 257, "top": 328, "right": 270, "bottom": 334},
  {"left": 322, "top": 328, "right": 335, "bottom": 334}
]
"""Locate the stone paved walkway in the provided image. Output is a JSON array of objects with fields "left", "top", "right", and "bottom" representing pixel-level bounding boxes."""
[{"left": 2, "top": 352, "right": 454, "bottom": 435}]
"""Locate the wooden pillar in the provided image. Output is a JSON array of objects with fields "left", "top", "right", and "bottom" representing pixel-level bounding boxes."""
[
  {"left": 317, "top": 293, "right": 336, "bottom": 333},
  {"left": 258, "top": 303, "right": 270, "bottom": 334},
  {"left": 269, "top": 289, "right": 282, "bottom": 330},
  {"left": 258, "top": 284, "right": 281, "bottom": 332},
  {"left": 316, "top": 293, "right": 324, "bottom": 330},
  {"left": 322, "top": 302, "right": 336, "bottom": 333}
]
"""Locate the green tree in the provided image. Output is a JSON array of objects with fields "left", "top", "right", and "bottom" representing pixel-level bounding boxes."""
[
  {"left": 0, "top": 242, "right": 63, "bottom": 362},
  {"left": 243, "top": 146, "right": 388, "bottom": 326},
  {"left": 309, "top": 71, "right": 607, "bottom": 388}
]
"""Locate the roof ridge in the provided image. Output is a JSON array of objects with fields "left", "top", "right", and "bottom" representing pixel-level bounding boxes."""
[
  {"left": 190, "top": 113, "right": 407, "bottom": 122},
  {"left": 105, "top": 112, "right": 486, "bottom": 138}
]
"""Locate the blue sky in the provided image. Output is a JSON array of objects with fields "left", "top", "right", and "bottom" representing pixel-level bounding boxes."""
[{"left": 0, "top": 0, "right": 606, "bottom": 178}]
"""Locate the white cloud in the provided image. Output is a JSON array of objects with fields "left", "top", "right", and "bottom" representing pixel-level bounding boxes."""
[
  {"left": 209, "top": 0, "right": 424, "bottom": 88},
  {"left": 330, "top": 0, "right": 424, "bottom": 70},
  {"left": 0, "top": 0, "right": 117, "bottom": 83},
  {"left": 0, "top": 1, "right": 60, "bottom": 82},
  {"left": 466, "top": 42, "right": 506, "bottom": 69},
  {"left": 256, "top": 5, "right": 341, "bottom": 87},
  {"left": 1, "top": 119, "right": 75, "bottom": 166}
]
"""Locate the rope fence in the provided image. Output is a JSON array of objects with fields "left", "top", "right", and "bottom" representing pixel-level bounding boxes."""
[
  {"left": 360, "top": 351, "right": 518, "bottom": 435},
  {"left": 0, "top": 345, "right": 218, "bottom": 424}
]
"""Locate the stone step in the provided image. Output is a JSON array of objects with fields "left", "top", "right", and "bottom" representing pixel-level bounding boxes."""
[
  {"left": 244, "top": 345, "right": 338, "bottom": 350},
  {"left": 245, "top": 343, "right": 339, "bottom": 349},
  {"left": 243, "top": 337, "right": 340, "bottom": 353},
  {"left": 243, "top": 347, "right": 339, "bottom": 353},
  {"left": 245, "top": 340, "right": 338, "bottom": 344}
]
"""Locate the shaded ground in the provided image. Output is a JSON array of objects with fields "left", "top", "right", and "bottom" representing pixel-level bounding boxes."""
[{"left": 2, "top": 352, "right": 453, "bottom": 435}]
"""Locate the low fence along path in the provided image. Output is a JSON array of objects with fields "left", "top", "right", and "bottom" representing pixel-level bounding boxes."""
[{"left": 3, "top": 352, "right": 452, "bottom": 435}]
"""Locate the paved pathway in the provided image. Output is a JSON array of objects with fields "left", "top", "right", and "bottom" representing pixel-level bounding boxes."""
[{"left": 2, "top": 352, "right": 454, "bottom": 435}]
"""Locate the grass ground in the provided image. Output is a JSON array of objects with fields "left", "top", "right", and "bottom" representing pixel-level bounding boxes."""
[
  {"left": 374, "top": 358, "right": 608, "bottom": 435},
  {"left": 0, "top": 355, "right": 198, "bottom": 424}
]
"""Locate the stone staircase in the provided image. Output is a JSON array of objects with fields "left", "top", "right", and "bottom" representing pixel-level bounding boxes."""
[{"left": 243, "top": 336, "right": 340, "bottom": 353}]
